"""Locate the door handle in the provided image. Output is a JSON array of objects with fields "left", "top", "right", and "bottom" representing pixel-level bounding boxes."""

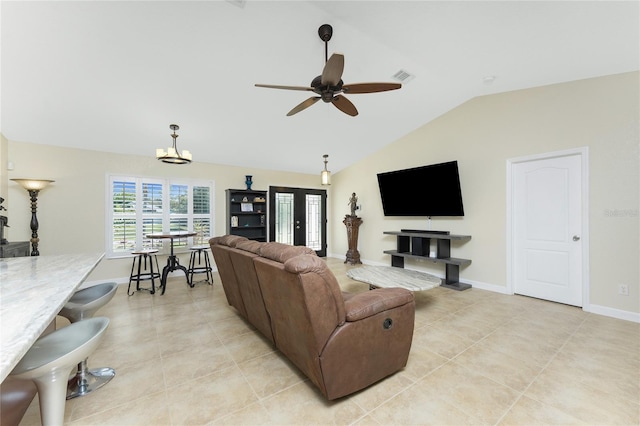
[{"left": 573, "top": 235, "right": 580, "bottom": 241}]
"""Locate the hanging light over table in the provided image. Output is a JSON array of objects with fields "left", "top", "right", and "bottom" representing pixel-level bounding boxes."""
[
  {"left": 321, "top": 154, "right": 331, "bottom": 185},
  {"left": 156, "top": 124, "right": 192, "bottom": 164}
]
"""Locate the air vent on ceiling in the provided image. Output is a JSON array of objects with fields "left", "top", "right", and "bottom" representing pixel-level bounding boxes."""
[
  {"left": 392, "top": 69, "right": 415, "bottom": 84},
  {"left": 227, "top": 0, "right": 246, "bottom": 8}
]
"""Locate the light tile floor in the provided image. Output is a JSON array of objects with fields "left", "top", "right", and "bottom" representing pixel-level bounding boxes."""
[{"left": 21, "top": 257, "right": 640, "bottom": 425}]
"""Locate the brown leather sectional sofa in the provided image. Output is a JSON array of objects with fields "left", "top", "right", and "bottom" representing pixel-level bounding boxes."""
[{"left": 209, "top": 235, "right": 416, "bottom": 400}]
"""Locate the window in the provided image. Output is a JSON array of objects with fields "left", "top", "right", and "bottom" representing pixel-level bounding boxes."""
[{"left": 108, "top": 176, "right": 214, "bottom": 258}]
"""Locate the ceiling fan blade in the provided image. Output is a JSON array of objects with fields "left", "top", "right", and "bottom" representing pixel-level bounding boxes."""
[
  {"left": 332, "top": 95, "right": 358, "bottom": 117},
  {"left": 342, "top": 82, "right": 402, "bottom": 94},
  {"left": 255, "top": 84, "right": 314, "bottom": 92},
  {"left": 321, "top": 53, "right": 344, "bottom": 86},
  {"left": 287, "top": 97, "right": 321, "bottom": 116}
]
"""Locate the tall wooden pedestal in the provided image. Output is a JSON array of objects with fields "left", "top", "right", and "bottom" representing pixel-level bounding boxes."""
[{"left": 343, "top": 215, "right": 363, "bottom": 264}]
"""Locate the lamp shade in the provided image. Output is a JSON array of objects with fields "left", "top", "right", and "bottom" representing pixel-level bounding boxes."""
[
  {"left": 11, "top": 179, "right": 54, "bottom": 191},
  {"left": 321, "top": 154, "right": 331, "bottom": 185},
  {"left": 321, "top": 170, "right": 331, "bottom": 185}
]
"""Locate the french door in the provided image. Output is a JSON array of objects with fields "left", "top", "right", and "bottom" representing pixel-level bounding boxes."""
[{"left": 269, "top": 186, "right": 327, "bottom": 257}]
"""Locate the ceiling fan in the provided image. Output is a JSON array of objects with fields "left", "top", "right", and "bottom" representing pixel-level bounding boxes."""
[{"left": 255, "top": 24, "right": 401, "bottom": 117}]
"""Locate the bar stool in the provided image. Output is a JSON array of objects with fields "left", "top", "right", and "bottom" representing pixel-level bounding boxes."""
[
  {"left": 1, "top": 321, "right": 56, "bottom": 426},
  {"left": 10, "top": 317, "right": 110, "bottom": 426},
  {"left": 128, "top": 249, "right": 161, "bottom": 295},
  {"left": 58, "top": 282, "right": 118, "bottom": 399},
  {"left": 187, "top": 245, "right": 213, "bottom": 287}
]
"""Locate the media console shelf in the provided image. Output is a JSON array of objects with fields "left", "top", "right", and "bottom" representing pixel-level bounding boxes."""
[{"left": 383, "top": 231, "right": 472, "bottom": 291}]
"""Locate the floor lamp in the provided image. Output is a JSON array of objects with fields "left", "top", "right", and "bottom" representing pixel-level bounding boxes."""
[{"left": 11, "top": 179, "right": 54, "bottom": 256}]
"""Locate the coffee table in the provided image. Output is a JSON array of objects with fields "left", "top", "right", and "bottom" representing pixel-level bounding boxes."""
[{"left": 346, "top": 265, "right": 441, "bottom": 291}]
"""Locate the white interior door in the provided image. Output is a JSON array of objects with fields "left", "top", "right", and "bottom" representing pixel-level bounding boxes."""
[{"left": 511, "top": 153, "right": 584, "bottom": 306}]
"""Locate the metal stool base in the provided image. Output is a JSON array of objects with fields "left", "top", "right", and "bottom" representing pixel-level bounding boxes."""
[
  {"left": 128, "top": 251, "right": 161, "bottom": 296},
  {"left": 187, "top": 248, "right": 213, "bottom": 287},
  {"left": 67, "top": 366, "right": 115, "bottom": 400}
]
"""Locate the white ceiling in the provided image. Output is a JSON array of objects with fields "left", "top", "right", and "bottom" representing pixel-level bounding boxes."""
[{"left": 2, "top": 1, "right": 638, "bottom": 175}]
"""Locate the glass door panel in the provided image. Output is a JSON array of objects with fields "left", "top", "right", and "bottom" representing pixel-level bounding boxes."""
[
  {"left": 275, "top": 192, "right": 294, "bottom": 246},
  {"left": 306, "top": 194, "right": 322, "bottom": 251},
  {"left": 269, "top": 187, "right": 327, "bottom": 256}
]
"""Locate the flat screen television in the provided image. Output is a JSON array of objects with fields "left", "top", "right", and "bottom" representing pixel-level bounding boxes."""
[{"left": 377, "top": 161, "right": 464, "bottom": 216}]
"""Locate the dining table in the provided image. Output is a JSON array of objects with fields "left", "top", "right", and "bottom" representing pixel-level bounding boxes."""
[
  {"left": 0, "top": 252, "right": 104, "bottom": 382},
  {"left": 146, "top": 231, "right": 197, "bottom": 294}
]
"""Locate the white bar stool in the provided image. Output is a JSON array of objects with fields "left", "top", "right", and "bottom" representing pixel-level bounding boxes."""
[
  {"left": 58, "top": 282, "right": 118, "bottom": 399},
  {"left": 9, "top": 317, "right": 110, "bottom": 426}
]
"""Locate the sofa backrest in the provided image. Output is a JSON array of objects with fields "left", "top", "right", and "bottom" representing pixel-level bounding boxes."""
[
  {"left": 258, "top": 241, "right": 316, "bottom": 262},
  {"left": 227, "top": 239, "right": 274, "bottom": 343},
  {"left": 253, "top": 253, "right": 345, "bottom": 395},
  {"left": 209, "top": 235, "right": 248, "bottom": 317}
]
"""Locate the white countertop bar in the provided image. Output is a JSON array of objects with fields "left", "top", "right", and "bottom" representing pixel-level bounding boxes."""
[{"left": 0, "top": 252, "right": 104, "bottom": 382}]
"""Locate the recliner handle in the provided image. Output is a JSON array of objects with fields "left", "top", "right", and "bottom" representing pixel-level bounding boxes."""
[{"left": 383, "top": 318, "right": 393, "bottom": 330}]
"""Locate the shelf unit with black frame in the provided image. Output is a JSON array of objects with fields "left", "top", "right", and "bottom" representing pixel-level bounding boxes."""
[
  {"left": 226, "top": 189, "right": 267, "bottom": 241},
  {"left": 383, "top": 230, "right": 472, "bottom": 290}
]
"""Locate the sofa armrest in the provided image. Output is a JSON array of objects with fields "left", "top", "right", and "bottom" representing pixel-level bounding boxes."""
[{"left": 344, "top": 288, "right": 414, "bottom": 321}]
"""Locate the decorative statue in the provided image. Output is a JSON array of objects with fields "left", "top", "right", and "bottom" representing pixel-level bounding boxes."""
[
  {"left": 348, "top": 192, "right": 358, "bottom": 217},
  {"left": 245, "top": 175, "right": 253, "bottom": 190},
  {"left": 0, "top": 197, "right": 8, "bottom": 245}
]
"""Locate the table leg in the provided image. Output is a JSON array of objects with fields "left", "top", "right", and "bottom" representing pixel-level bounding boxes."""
[
  {"left": 160, "top": 255, "right": 190, "bottom": 295},
  {"left": 160, "top": 258, "right": 171, "bottom": 295},
  {"left": 172, "top": 255, "right": 190, "bottom": 284}
]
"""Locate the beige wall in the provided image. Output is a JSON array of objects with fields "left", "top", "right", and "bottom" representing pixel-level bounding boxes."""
[
  {"left": 330, "top": 71, "right": 639, "bottom": 317},
  {"left": 4, "top": 143, "right": 325, "bottom": 281},
  {"left": 3, "top": 71, "right": 638, "bottom": 318},
  {"left": 0, "top": 134, "right": 8, "bottom": 212}
]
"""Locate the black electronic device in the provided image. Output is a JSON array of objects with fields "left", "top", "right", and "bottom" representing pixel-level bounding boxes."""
[
  {"left": 377, "top": 161, "right": 464, "bottom": 216},
  {"left": 400, "top": 229, "right": 450, "bottom": 235}
]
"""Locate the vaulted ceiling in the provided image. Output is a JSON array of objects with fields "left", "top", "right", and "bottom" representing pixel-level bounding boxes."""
[{"left": 2, "top": 1, "right": 638, "bottom": 174}]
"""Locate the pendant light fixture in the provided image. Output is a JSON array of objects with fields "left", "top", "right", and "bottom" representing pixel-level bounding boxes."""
[
  {"left": 320, "top": 154, "right": 331, "bottom": 185},
  {"left": 156, "top": 124, "right": 192, "bottom": 164}
]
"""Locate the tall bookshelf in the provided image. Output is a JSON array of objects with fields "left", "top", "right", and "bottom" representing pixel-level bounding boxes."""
[{"left": 226, "top": 189, "right": 267, "bottom": 241}]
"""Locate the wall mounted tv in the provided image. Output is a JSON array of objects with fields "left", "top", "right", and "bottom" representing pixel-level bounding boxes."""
[{"left": 377, "top": 161, "right": 464, "bottom": 217}]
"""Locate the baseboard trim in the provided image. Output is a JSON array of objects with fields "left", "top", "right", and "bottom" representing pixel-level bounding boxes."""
[
  {"left": 333, "top": 256, "right": 639, "bottom": 323},
  {"left": 586, "top": 304, "right": 640, "bottom": 323}
]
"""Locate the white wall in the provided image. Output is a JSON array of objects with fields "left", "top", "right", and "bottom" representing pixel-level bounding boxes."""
[
  {"left": 330, "top": 71, "right": 639, "bottom": 317},
  {"left": 4, "top": 143, "right": 323, "bottom": 281}
]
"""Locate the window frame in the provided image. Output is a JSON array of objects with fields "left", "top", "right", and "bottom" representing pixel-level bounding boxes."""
[{"left": 106, "top": 175, "right": 214, "bottom": 259}]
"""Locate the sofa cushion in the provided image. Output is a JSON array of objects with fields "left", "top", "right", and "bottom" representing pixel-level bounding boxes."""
[
  {"left": 259, "top": 242, "right": 316, "bottom": 263},
  {"left": 344, "top": 288, "right": 414, "bottom": 321},
  {"left": 209, "top": 238, "right": 248, "bottom": 317},
  {"left": 210, "top": 235, "right": 248, "bottom": 248},
  {"left": 235, "top": 239, "right": 263, "bottom": 254},
  {"left": 282, "top": 254, "right": 346, "bottom": 325},
  {"left": 227, "top": 245, "right": 274, "bottom": 343}
]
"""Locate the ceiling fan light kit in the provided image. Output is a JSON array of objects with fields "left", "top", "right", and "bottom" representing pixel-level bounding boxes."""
[
  {"left": 156, "top": 124, "right": 192, "bottom": 164},
  {"left": 255, "top": 24, "right": 401, "bottom": 117}
]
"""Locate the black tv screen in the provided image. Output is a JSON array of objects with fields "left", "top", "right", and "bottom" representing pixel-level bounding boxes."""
[{"left": 377, "top": 161, "right": 464, "bottom": 216}]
